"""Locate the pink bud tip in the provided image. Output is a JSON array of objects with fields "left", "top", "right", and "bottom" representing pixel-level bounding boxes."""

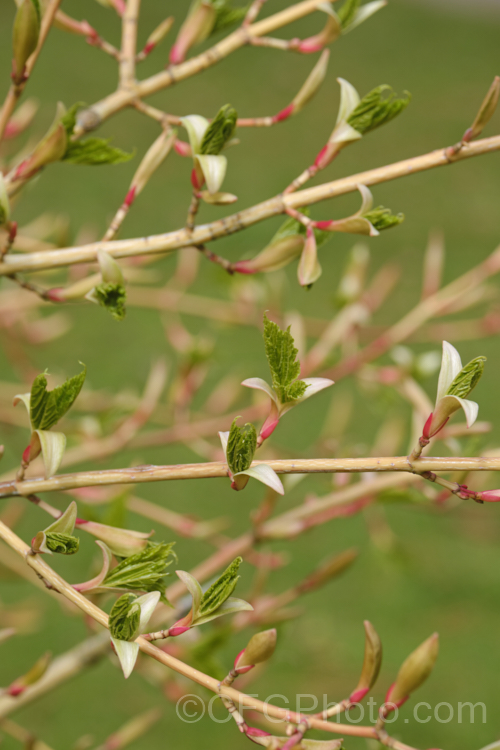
[
  {"left": 479, "top": 490, "right": 500, "bottom": 502},
  {"left": 314, "top": 145, "right": 329, "bottom": 169},
  {"left": 168, "top": 626, "right": 190, "bottom": 637},
  {"left": 191, "top": 168, "right": 204, "bottom": 190},
  {"left": 143, "top": 41, "right": 156, "bottom": 56},
  {"left": 422, "top": 412, "right": 434, "bottom": 440},
  {"left": 9, "top": 222, "right": 18, "bottom": 242},
  {"left": 124, "top": 186, "right": 136, "bottom": 207},
  {"left": 22, "top": 445, "right": 31, "bottom": 464},
  {"left": 298, "top": 40, "right": 324, "bottom": 54},
  {"left": 314, "top": 220, "right": 333, "bottom": 231},
  {"left": 349, "top": 687, "right": 369, "bottom": 703},
  {"left": 169, "top": 44, "right": 184, "bottom": 65},
  {"left": 7, "top": 684, "right": 25, "bottom": 697},
  {"left": 234, "top": 648, "right": 246, "bottom": 667},
  {"left": 174, "top": 140, "right": 192, "bottom": 157},
  {"left": 13, "top": 160, "right": 29, "bottom": 180},
  {"left": 75, "top": 518, "right": 88, "bottom": 525},
  {"left": 273, "top": 104, "right": 295, "bottom": 123},
  {"left": 260, "top": 419, "right": 279, "bottom": 441},
  {"left": 232, "top": 261, "right": 257, "bottom": 275},
  {"left": 384, "top": 683, "right": 408, "bottom": 712},
  {"left": 4, "top": 123, "right": 19, "bottom": 139},
  {"left": 46, "top": 288, "right": 65, "bottom": 303}
]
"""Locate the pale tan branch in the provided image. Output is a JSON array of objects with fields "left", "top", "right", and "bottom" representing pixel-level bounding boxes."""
[
  {"left": 120, "top": 0, "right": 141, "bottom": 88},
  {"left": 2, "top": 456, "right": 500, "bottom": 498},
  {"left": 2, "top": 135, "right": 500, "bottom": 277}
]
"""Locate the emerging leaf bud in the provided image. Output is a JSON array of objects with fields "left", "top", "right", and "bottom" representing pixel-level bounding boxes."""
[
  {"left": 109, "top": 593, "right": 141, "bottom": 642},
  {"left": 7, "top": 652, "right": 51, "bottom": 696},
  {"left": 234, "top": 629, "right": 277, "bottom": 673},
  {"left": 292, "top": 50, "right": 330, "bottom": 114},
  {"left": 467, "top": 76, "right": 500, "bottom": 141},
  {"left": 233, "top": 235, "right": 305, "bottom": 275},
  {"left": 12, "top": 0, "right": 41, "bottom": 84},
  {"left": 131, "top": 129, "right": 176, "bottom": 196},
  {"left": 350, "top": 621, "right": 383, "bottom": 702},
  {"left": 169, "top": 1, "right": 216, "bottom": 65},
  {"left": 298, "top": 227, "right": 322, "bottom": 287},
  {"left": 14, "top": 103, "right": 68, "bottom": 179},
  {"left": 388, "top": 633, "right": 439, "bottom": 705},
  {"left": 143, "top": 17, "right": 174, "bottom": 55}
]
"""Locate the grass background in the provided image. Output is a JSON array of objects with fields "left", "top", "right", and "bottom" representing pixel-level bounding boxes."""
[{"left": 1, "top": 1, "right": 500, "bottom": 748}]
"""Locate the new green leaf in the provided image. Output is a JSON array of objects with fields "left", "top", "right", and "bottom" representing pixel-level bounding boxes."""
[
  {"left": 45, "top": 532, "right": 80, "bottom": 555},
  {"left": 210, "top": 1, "right": 249, "bottom": 34},
  {"left": 226, "top": 418, "right": 257, "bottom": 474},
  {"left": 94, "top": 283, "right": 127, "bottom": 321},
  {"left": 200, "top": 104, "right": 237, "bottom": 155},
  {"left": 198, "top": 557, "right": 242, "bottom": 618},
  {"left": 363, "top": 207, "right": 404, "bottom": 231},
  {"left": 63, "top": 139, "right": 133, "bottom": 166},
  {"left": 263, "top": 314, "right": 308, "bottom": 404},
  {"left": 30, "top": 365, "right": 86, "bottom": 431},
  {"left": 109, "top": 593, "right": 141, "bottom": 641},
  {"left": 446, "top": 356, "right": 486, "bottom": 399},
  {"left": 103, "top": 542, "right": 176, "bottom": 600},
  {"left": 347, "top": 85, "right": 410, "bottom": 135}
]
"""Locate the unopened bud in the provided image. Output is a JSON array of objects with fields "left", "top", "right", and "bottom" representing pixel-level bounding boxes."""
[
  {"left": 14, "top": 103, "right": 68, "bottom": 179},
  {"left": 297, "top": 548, "right": 358, "bottom": 594},
  {"left": 292, "top": 50, "right": 330, "bottom": 114},
  {"left": 144, "top": 17, "right": 174, "bottom": 54},
  {"left": 8, "top": 651, "right": 51, "bottom": 696},
  {"left": 234, "top": 629, "right": 277, "bottom": 672},
  {"left": 467, "top": 76, "right": 500, "bottom": 141},
  {"left": 75, "top": 519, "right": 152, "bottom": 557},
  {"left": 234, "top": 235, "right": 305, "bottom": 275},
  {"left": 350, "top": 621, "right": 382, "bottom": 702},
  {"left": 131, "top": 129, "right": 175, "bottom": 196},
  {"left": 97, "top": 250, "right": 124, "bottom": 286},
  {"left": 12, "top": 0, "right": 40, "bottom": 84},
  {"left": 169, "top": 1, "right": 216, "bottom": 65},
  {"left": 298, "top": 227, "right": 321, "bottom": 287},
  {"left": 480, "top": 489, "right": 500, "bottom": 502},
  {"left": 388, "top": 633, "right": 439, "bottom": 705}
]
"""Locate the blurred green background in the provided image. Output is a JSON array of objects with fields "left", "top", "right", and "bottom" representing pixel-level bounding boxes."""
[{"left": 1, "top": 1, "right": 500, "bottom": 748}]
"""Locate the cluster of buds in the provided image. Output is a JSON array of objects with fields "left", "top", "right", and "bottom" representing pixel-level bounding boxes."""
[
  {"left": 219, "top": 419, "right": 284, "bottom": 494},
  {"left": 109, "top": 591, "right": 161, "bottom": 678}
]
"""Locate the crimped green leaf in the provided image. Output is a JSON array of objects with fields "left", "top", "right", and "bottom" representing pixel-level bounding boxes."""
[
  {"left": 109, "top": 593, "right": 141, "bottom": 641},
  {"left": 60, "top": 102, "right": 85, "bottom": 138},
  {"left": 363, "top": 207, "right": 404, "bottom": 231},
  {"left": 30, "top": 365, "right": 86, "bottom": 431},
  {"left": 263, "top": 314, "right": 308, "bottom": 404},
  {"left": 211, "top": 2, "right": 249, "bottom": 34},
  {"left": 94, "top": 283, "right": 126, "bottom": 321},
  {"left": 45, "top": 532, "right": 79, "bottom": 555},
  {"left": 200, "top": 104, "right": 237, "bottom": 156},
  {"left": 103, "top": 542, "right": 176, "bottom": 600},
  {"left": 337, "top": 0, "right": 360, "bottom": 27},
  {"left": 446, "top": 356, "right": 486, "bottom": 399},
  {"left": 226, "top": 418, "right": 257, "bottom": 474},
  {"left": 347, "top": 85, "right": 411, "bottom": 135},
  {"left": 198, "top": 557, "right": 242, "bottom": 617},
  {"left": 63, "top": 138, "right": 133, "bottom": 165}
]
